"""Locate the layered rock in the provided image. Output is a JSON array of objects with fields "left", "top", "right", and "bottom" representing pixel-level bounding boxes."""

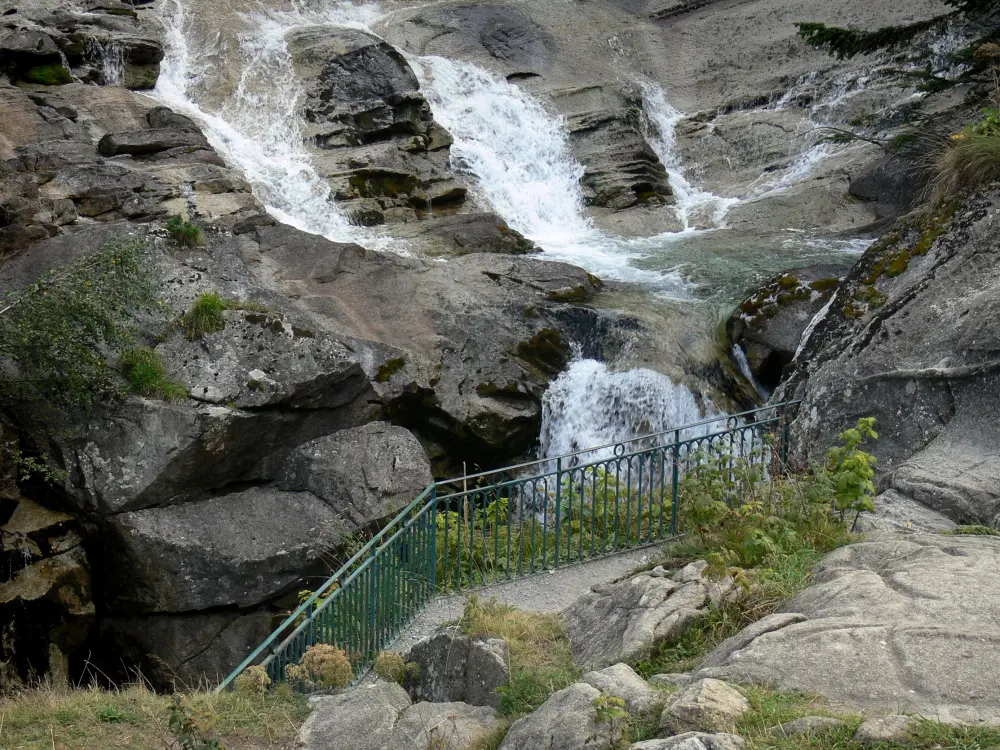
[
  {"left": 405, "top": 626, "right": 510, "bottom": 709},
  {"left": 288, "top": 27, "right": 467, "bottom": 225},
  {"left": 694, "top": 534, "right": 1000, "bottom": 724}
]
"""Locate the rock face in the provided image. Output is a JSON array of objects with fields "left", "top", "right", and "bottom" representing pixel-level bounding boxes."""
[
  {"left": 852, "top": 715, "right": 916, "bottom": 745},
  {"left": 288, "top": 27, "right": 467, "bottom": 225},
  {"left": 297, "top": 681, "right": 500, "bottom": 750},
  {"left": 405, "top": 626, "right": 511, "bottom": 709},
  {"left": 0, "top": 499, "right": 93, "bottom": 686},
  {"left": 564, "top": 561, "right": 733, "bottom": 669},
  {"left": 777, "top": 192, "right": 1000, "bottom": 528},
  {"left": 694, "top": 534, "right": 1000, "bottom": 724},
  {"left": 581, "top": 662, "right": 662, "bottom": 716},
  {"left": 633, "top": 733, "right": 745, "bottom": 750}
]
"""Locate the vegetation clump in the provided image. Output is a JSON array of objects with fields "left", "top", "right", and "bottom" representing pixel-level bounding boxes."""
[
  {"left": 180, "top": 292, "right": 227, "bottom": 340},
  {"left": 0, "top": 237, "right": 157, "bottom": 422},
  {"left": 286, "top": 644, "right": 354, "bottom": 690},
  {"left": 166, "top": 215, "right": 205, "bottom": 248},
  {"left": 118, "top": 347, "right": 188, "bottom": 401},
  {"left": 373, "top": 651, "right": 412, "bottom": 684},
  {"left": 233, "top": 664, "right": 272, "bottom": 695}
]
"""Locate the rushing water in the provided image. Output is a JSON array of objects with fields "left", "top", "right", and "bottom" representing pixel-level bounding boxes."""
[{"left": 154, "top": 0, "right": 392, "bottom": 247}]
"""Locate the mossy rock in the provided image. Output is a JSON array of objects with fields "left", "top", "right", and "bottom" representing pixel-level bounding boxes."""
[
  {"left": 349, "top": 170, "right": 422, "bottom": 200},
  {"left": 374, "top": 357, "right": 406, "bottom": 383},
  {"left": 808, "top": 277, "right": 840, "bottom": 293},
  {"left": 516, "top": 329, "right": 570, "bottom": 377},
  {"left": 22, "top": 64, "right": 72, "bottom": 85},
  {"left": 124, "top": 64, "right": 160, "bottom": 91}
]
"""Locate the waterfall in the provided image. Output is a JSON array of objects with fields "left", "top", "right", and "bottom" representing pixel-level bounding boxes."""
[
  {"left": 731, "top": 344, "right": 770, "bottom": 400},
  {"left": 87, "top": 38, "right": 125, "bottom": 86},
  {"left": 640, "top": 82, "right": 739, "bottom": 231},
  {"left": 538, "top": 359, "right": 721, "bottom": 464},
  {"left": 153, "top": 0, "right": 389, "bottom": 248}
]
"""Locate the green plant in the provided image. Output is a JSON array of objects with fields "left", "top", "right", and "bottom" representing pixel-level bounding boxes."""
[
  {"left": 932, "top": 132, "right": 1000, "bottom": 201},
  {"left": 947, "top": 524, "right": 999, "bottom": 536},
  {"left": 98, "top": 706, "right": 133, "bottom": 723},
  {"left": 0, "top": 237, "right": 157, "bottom": 422},
  {"left": 180, "top": 293, "right": 227, "bottom": 340},
  {"left": 233, "top": 665, "right": 271, "bottom": 695},
  {"left": 118, "top": 347, "right": 188, "bottom": 401},
  {"left": 823, "top": 417, "right": 878, "bottom": 530},
  {"left": 168, "top": 695, "right": 223, "bottom": 750},
  {"left": 285, "top": 644, "right": 354, "bottom": 690},
  {"left": 589, "top": 694, "right": 630, "bottom": 748},
  {"left": 166, "top": 216, "right": 205, "bottom": 248}
]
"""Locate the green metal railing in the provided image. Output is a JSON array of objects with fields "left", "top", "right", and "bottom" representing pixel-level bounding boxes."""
[{"left": 216, "top": 401, "right": 797, "bottom": 692}]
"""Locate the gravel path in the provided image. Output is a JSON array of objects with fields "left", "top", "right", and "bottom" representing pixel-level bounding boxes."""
[{"left": 387, "top": 545, "right": 659, "bottom": 654}]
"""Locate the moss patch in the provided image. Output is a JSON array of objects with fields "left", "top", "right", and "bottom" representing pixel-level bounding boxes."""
[
  {"left": 374, "top": 357, "right": 406, "bottom": 383},
  {"left": 516, "top": 329, "right": 570, "bottom": 377},
  {"left": 22, "top": 64, "right": 72, "bottom": 85}
]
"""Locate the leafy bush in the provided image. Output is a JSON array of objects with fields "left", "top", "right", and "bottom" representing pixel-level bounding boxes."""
[
  {"left": 180, "top": 293, "right": 227, "bottom": 340},
  {"left": 285, "top": 644, "right": 354, "bottom": 690},
  {"left": 118, "top": 347, "right": 187, "bottom": 401},
  {"left": 168, "top": 695, "right": 222, "bottom": 750},
  {"left": 0, "top": 237, "right": 157, "bottom": 422},
  {"left": 166, "top": 215, "right": 205, "bottom": 248},
  {"left": 233, "top": 665, "right": 271, "bottom": 695}
]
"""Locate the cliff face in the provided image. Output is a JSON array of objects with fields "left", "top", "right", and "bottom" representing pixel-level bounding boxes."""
[{"left": 778, "top": 191, "right": 1000, "bottom": 529}]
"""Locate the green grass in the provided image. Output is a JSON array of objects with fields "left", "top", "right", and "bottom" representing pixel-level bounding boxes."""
[
  {"left": 22, "top": 64, "right": 72, "bottom": 85},
  {"left": 458, "top": 596, "right": 580, "bottom": 718},
  {"left": 931, "top": 133, "right": 1000, "bottom": 203},
  {"left": 946, "top": 524, "right": 999, "bottom": 536},
  {"left": 118, "top": 347, "right": 188, "bottom": 401},
  {"left": 166, "top": 216, "right": 205, "bottom": 248},
  {"left": 181, "top": 293, "right": 227, "bottom": 340},
  {"left": 0, "top": 683, "right": 309, "bottom": 750}
]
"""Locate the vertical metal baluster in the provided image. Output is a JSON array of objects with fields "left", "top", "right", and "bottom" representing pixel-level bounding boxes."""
[
  {"left": 671, "top": 431, "right": 681, "bottom": 536},
  {"left": 602, "top": 460, "right": 610, "bottom": 552},
  {"left": 590, "top": 465, "right": 597, "bottom": 559},
  {"left": 553, "top": 457, "right": 562, "bottom": 568},
  {"left": 658, "top": 447, "right": 666, "bottom": 541}
]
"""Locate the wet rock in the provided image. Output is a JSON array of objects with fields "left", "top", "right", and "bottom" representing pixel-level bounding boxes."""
[
  {"left": 100, "top": 486, "right": 351, "bottom": 612},
  {"left": 658, "top": 679, "right": 750, "bottom": 735},
  {"left": 726, "top": 265, "right": 844, "bottom": 393},
  {"left": 694, "top": 534, "right": 1000, "bottom": 723},
  {"left": 392, "top": 212, "right": 535, "bottom": 257},
  {"left": 582, "top": 663, "right": 662, "bottom": 716},
  {"left": 405, "top": 626, "right": 510, "bottom": 709},
  {"left": 97, "top": 128, "right": 210, "bottom": 156},
  {"left": 633, "top": 733, "right": 745, "bottom": 750},
  {"left": 297, "top": 681, "right": 500, "bottom": 750},
  {"left": 564, "top": 560, "right": 733, "bottom": 669},
  {"left": 849, "top": 151, "right": 926, "bottom": 222},
  {"left": 287, "top": 27, "right": 466, "bottom": 220},
  {"left": 852, "top": 715, "right": 916, "bottom": 745},
  {"left": 499, "top": 682, "right": 611, "bottom": 750},
  {"left": 279, "top": 422, "right": 432, "bottom": 531}
]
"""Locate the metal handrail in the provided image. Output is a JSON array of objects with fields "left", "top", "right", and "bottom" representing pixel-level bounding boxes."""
[{"left": 216, "top": 400, "right": 798, "bottom": 692}]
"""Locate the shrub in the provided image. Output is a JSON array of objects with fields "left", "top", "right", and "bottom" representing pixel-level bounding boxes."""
[
  {"left": 166, "top": 215, "right": 205, "bottom": 248},
  {"left": 373, "top": 651, "right": 407, "bottom": 683},
  {"left": 180, "top": 293, "right": 227, "bottom": 340},
  {"left": 285, "top": 644, "right": 353, "bottom": 690},
  {"left": 0, "top": 237, "right": 157, "bottom": 422},
  {"left": 234, "top": 665, "right": 271, "bottom": 695},
  {"left": 118, "top": 347, "right": 187, "bottom": 401},
  {"left": 931, "top": 132, "right": 1000, "bottom": 202}
]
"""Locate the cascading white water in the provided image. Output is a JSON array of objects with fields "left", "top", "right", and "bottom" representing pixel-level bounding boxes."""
[
  {"left": 411, "top": 55, "right": 690, "bottom": 287},
  {"left": 538, "top": 359, "right": 722, "bottom": 464},
  {"left": 640, "top": 82, "right": 739, "bottom": 231},
  {"left": 87, "top": 38, "right": 125, "bottom": 86},
  {"left": 154, "top": 0, "right": 389, "bottom": 247},
  {"left": 731, "top": 344, "right": 770, "bottom": 400}
]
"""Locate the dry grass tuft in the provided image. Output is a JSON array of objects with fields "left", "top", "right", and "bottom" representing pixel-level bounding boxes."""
[{"left": 931, "top": 133, "right": 1000, "bottom": 203}]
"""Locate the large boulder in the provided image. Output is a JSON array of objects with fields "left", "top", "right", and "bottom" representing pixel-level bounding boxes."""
[
  {"left": 279, "top": 422, "right": 433, "bottom": 530},
  {"left": 405, "top": 626, "right": 510, "bottom": 709},
  {"left": 777, "top": 191, "right": 1000, "bottom": 527},
  {"left": 632, "top": 734, "right": 744, "bottom": 750},
  {"left": 658, "top": 679, "right": 750, "bottom": 735},
  {"left": 297, "top": 681, "right": 500, "bottom": 750},
  {"left": 581, "top": 663, "right": 663, "bottom": 717},
  {"left": 564, "top": 561, "right": 733, "bottom": 669},
  {"left": 498, "top": 682, "right": 613, "bottom": 750},
  {"left": 694, "top": 534, "right": 1000, "bottom": 724}
]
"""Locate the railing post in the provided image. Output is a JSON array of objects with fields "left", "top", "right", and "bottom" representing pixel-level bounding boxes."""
[
  {"left": 368, "top": 546, "right": 378, "bottom": 661},
  {"left": 780, "top": 405, "right": 791, "bottom": 473},
  {"left": 670, "top": 430, "right": 680, "bottom": 536},
  {"left": 428, "top": 488, "right": 438, "bottom": 594},
  {"left": 553, "top": 456, "right": 562, "bottom": 569}
]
